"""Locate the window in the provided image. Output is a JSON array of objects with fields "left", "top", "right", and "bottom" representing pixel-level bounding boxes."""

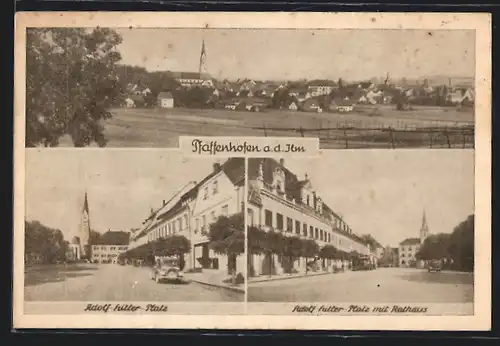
[
  {"left": 295, "top": 220, "right": 301, "bottom": 235},
  {"left": 286, "top": 217, "right": 293, "bottom": 232},
  {"left": 203, "top": 187, "right": 209, "bottom": 200},
  {"left": 213, "top": 180, "right": 219, "bottom": 194},
  {"left": 222, "top": 205, "right": 229, "bottom": 216},
  {"left": 179, "top": 217, "right": 183, "bottom": 230},
  {"left": 247, "top": 209, "right": 254, "bottom": 226},
  {"left": 184, "top": 215, "right": 188, "bottom": 229},
  {"left": 195, "top": 218, "right": 200, "bottom": 232},
  {"left": 328, "top": 233, "right": 331, "bottom": 243},
  {"left": 315, "top": 228, "right": 319, "bottom": 239},
  {"left": 306, "top": 195, "right": 310, "bottom": 206},
  {"left": 309, "top": 226, "right": 314, "bottom": 238},
  {"left": 265, "top": 210, "right": 273, "bottom": 227},
  {"left": 202, "top": 215, "right": 207, "bottom": 228},
  {"left": 276, "top": 213, "right": 284, "bottom": 230},
  {"left": 320, "top": 229, "right": 323, "bottom": 241},
  {"left": 303, "top": 223, "right": 307, "bottom": 237}
]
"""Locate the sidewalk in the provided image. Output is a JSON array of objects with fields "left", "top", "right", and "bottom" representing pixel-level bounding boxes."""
[
  {"left": 183, "top": 270, "right": 245, "bottom": 294},
  {"left": 248, "top": 269, "right": 346, "bottom": 285}
]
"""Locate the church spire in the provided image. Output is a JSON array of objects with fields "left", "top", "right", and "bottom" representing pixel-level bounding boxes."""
[
  {"left": 420, "top": 208, "right": 429, "bottom": 243},
  {"left": 82, "top": 191, "right": 89, "bottom": 213}
]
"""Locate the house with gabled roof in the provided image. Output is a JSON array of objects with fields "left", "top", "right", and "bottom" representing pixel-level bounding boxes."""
[
  {"left": 247, "top": 158, "right": 372, "bottom": 276},
  {"left": 127, "top": 158, "right": 245, "bottom": 276}
]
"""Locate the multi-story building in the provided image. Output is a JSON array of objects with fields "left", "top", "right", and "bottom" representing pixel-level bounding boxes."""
[
  {"left": 91, "top": 245, "right": 129, "bottom": 264},
  {"left": 128, "top": 158, "right": 245, "bottom": 276},
  {"left": 399, "top": 210, "right": 429, "bottom": 267},
  {"left": 247, "top": 158, "right": 371, "bottom": 276}
]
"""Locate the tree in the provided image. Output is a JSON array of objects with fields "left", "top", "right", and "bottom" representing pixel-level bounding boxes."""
[
  {"left": 25, "top": 220, "right": 69, "bottom": 264},
  {"left": 301, "top": 239, "right": 319, "bottom": 273},
  {"left": 99, "top": 230, "right": 130, "bottom": 245},
  {"left": 208, "top": 213, "right": 244, "bottom": 280},
  {"left": 416, "top": 233, "right": 451, "bottom": 261},
  {"left": 26, "top": 28, "right": 123, "bottom": 147},
  {"left": 448, "top": 214, "right": 474, "bottom": 271},
  {"left": 361, "top": 234, "right": 381, "bottom": 253},
  {"left": 263, "top": 230, "right": 286, "bottom": 276},
  {"left": 319, "top": 244, "right": 339, "bottom": 271},
  {"left": 155, "top": 235, "right": 191, "bottom": 270},
  {"left": 282, "top": 236, "right": 303, "bottom": 274}
]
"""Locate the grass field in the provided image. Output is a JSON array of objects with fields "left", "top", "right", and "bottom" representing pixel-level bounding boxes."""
[{"left": 58, "top": 106, "right": 475, "bottom": 148}]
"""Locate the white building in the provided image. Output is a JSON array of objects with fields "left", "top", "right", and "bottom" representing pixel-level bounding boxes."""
[
  {"left": 91, "top": 245, "right": 129, "bottom": 264},
  {"left": 128, "top": 159, "right": 245, "bottom": 276},
  {"left": 247, "top": 158, "right": 371, "bottom": 276},
  {"left": 157, "top": 92, "right": 174, "bottom": 109},
  {"left": 398, "top": 210, "right": 429, "bottom": 267}
]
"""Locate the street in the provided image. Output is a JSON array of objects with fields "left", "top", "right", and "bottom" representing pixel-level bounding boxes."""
[
  {"left": 25, "top": 263, "right": 243, "bottom": 302},
  {"left": 247, "top": 268, "right": 474, "bottom": 303}
]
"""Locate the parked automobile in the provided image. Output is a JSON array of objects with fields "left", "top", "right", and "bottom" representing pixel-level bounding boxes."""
[
  {"left": 150, "top": 257, "right": 184, "bottom": 283},
  {"left": 427, "top": 260, "right": 442, "bottom": 273}
]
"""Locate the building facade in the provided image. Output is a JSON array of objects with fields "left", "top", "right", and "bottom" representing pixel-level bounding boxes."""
[
  {"left": 399, "top": 210, "right": 429, "bottom": 267},
  {"left": 91, "top": 245, "right": 129, "bottom": 264},
  {"left": 247, "top": 158, "right": 372, "bottom": 276},
  {"left": 128, "top": 158, "right": 245, "bottom": 276}
]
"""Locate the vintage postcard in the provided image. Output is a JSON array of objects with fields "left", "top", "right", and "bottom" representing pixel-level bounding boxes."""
[{"left": 13, "top": 12, "right": 491, "bottom": 331}]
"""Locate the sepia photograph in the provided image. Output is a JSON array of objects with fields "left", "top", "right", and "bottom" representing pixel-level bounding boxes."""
[
  {"left": 23, "top": 149, "right": 246, "bottom": 313},
  {"left": 25, "top": 27, "right": 475, "bottom": 149},
  {"left": 14, "top": 12, "right": 491, "bottom": 330},
  {"left": 246, "top": 151, "right": 474, "bottom": 315}
]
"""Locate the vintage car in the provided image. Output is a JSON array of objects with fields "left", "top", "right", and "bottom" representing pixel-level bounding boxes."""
[
  {"left": 150, "top": 257, "right": 184, "bottom": 283},
  {"left": 427, "top": 260, "right": 442, "bottom": 273}
]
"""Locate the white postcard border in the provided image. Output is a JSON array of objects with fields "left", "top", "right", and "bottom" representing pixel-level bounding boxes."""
[{"left": 13, "top": 12, "right": 491, "bottom": 331}]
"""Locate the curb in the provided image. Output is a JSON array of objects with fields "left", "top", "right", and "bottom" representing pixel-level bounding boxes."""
[
  {"left": 248, "top": 271, "right": 338, "bottom": 285},
  {"left": 187, "top": 278, "right": 245, "bottom": 294}
]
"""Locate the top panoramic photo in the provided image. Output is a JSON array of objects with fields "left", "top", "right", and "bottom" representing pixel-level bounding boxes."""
[{"left": 25, "top": 27, "right": 475, "bottom": 149}]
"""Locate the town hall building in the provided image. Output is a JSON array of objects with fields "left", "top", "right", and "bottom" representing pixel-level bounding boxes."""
[{"left": 247, "top": 158, "right": 372, "bottom": 276}]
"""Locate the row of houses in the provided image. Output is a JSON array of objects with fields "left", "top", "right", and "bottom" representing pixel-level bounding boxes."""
[
  {"left": 126, "top": 157, "right": 377, "bottom": 277},
  {"left": 123, "top": 72, "right": 475, "bottom": 111},
  {"left": 127, "top": 159, "right": 246, "bottom": 276},
  {"left": 247, "top": 158, "right": 375, "bottom": 275}
]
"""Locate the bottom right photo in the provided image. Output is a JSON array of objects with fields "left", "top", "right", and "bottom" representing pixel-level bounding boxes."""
[{"left": 246, "top": 150, "right": 474, "bottom": 315}]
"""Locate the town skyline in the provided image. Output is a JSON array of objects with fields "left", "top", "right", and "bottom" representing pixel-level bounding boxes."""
[
  {"left": 114, "top": 28, "right": 475, "bottom": 82},
  {"left": 283, "top": 150, "right": 474, "bottom": 248}
]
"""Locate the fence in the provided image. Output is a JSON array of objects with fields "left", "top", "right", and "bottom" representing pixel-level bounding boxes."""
[{"left": 253, "top": 124, "right": 475, "bottom": 149}]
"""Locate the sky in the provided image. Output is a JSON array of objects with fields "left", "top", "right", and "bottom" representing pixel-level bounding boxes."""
[
  {"left": 283, "top": 150, "right": 475, "bottom": 248},
  {"left": 25, "top": 149, "right": 218, "bottom": 240},
  {"left": 113, "top": 28, "right": 475, "bottom": 81}
]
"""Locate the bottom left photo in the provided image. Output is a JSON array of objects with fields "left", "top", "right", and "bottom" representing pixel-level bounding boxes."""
[{"left": 22, "top": 149, "right": 246, "bottom": 314}]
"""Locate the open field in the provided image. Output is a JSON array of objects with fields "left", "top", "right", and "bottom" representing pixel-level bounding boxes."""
[{"left": 58, "top": 106, "right": 475, "bottom": 148}]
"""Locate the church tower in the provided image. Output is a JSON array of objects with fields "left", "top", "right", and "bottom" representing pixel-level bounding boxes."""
[
  {"left": 198, "top": 39, "right": 207, "bottom": 75},
  {"left": 420, "top": 209, "right": 429, "bottom": 244},
  {"left": 80, "top": 192, "right": 92, "bottom": 258}
]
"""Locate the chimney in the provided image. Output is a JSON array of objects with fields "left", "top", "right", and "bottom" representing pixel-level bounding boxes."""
[
  {"left": 213, "top": 161, "right": 221, "bottom": 172},
  {"left": 162, "top": 200, "right": 166, "bottom": 206},
  {"left": 279, "top": 158, "right": 285, "bottom": 166},
  {"left": 305, "top": 173, "right": 309, "bottom": 181}
]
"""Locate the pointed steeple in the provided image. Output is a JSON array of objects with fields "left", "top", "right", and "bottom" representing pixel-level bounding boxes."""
[
  {"left": 420, "top": 208, "right": 429, "bottom": 243},
  {"left": 82, "top": 192, "right": 89, "bottom": 213},
  {"left": 421, "top": 209, "right": 428, "bottom": 230},
  {"left": 199, "top": 39, "right": 207, "bottom": 75}
]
